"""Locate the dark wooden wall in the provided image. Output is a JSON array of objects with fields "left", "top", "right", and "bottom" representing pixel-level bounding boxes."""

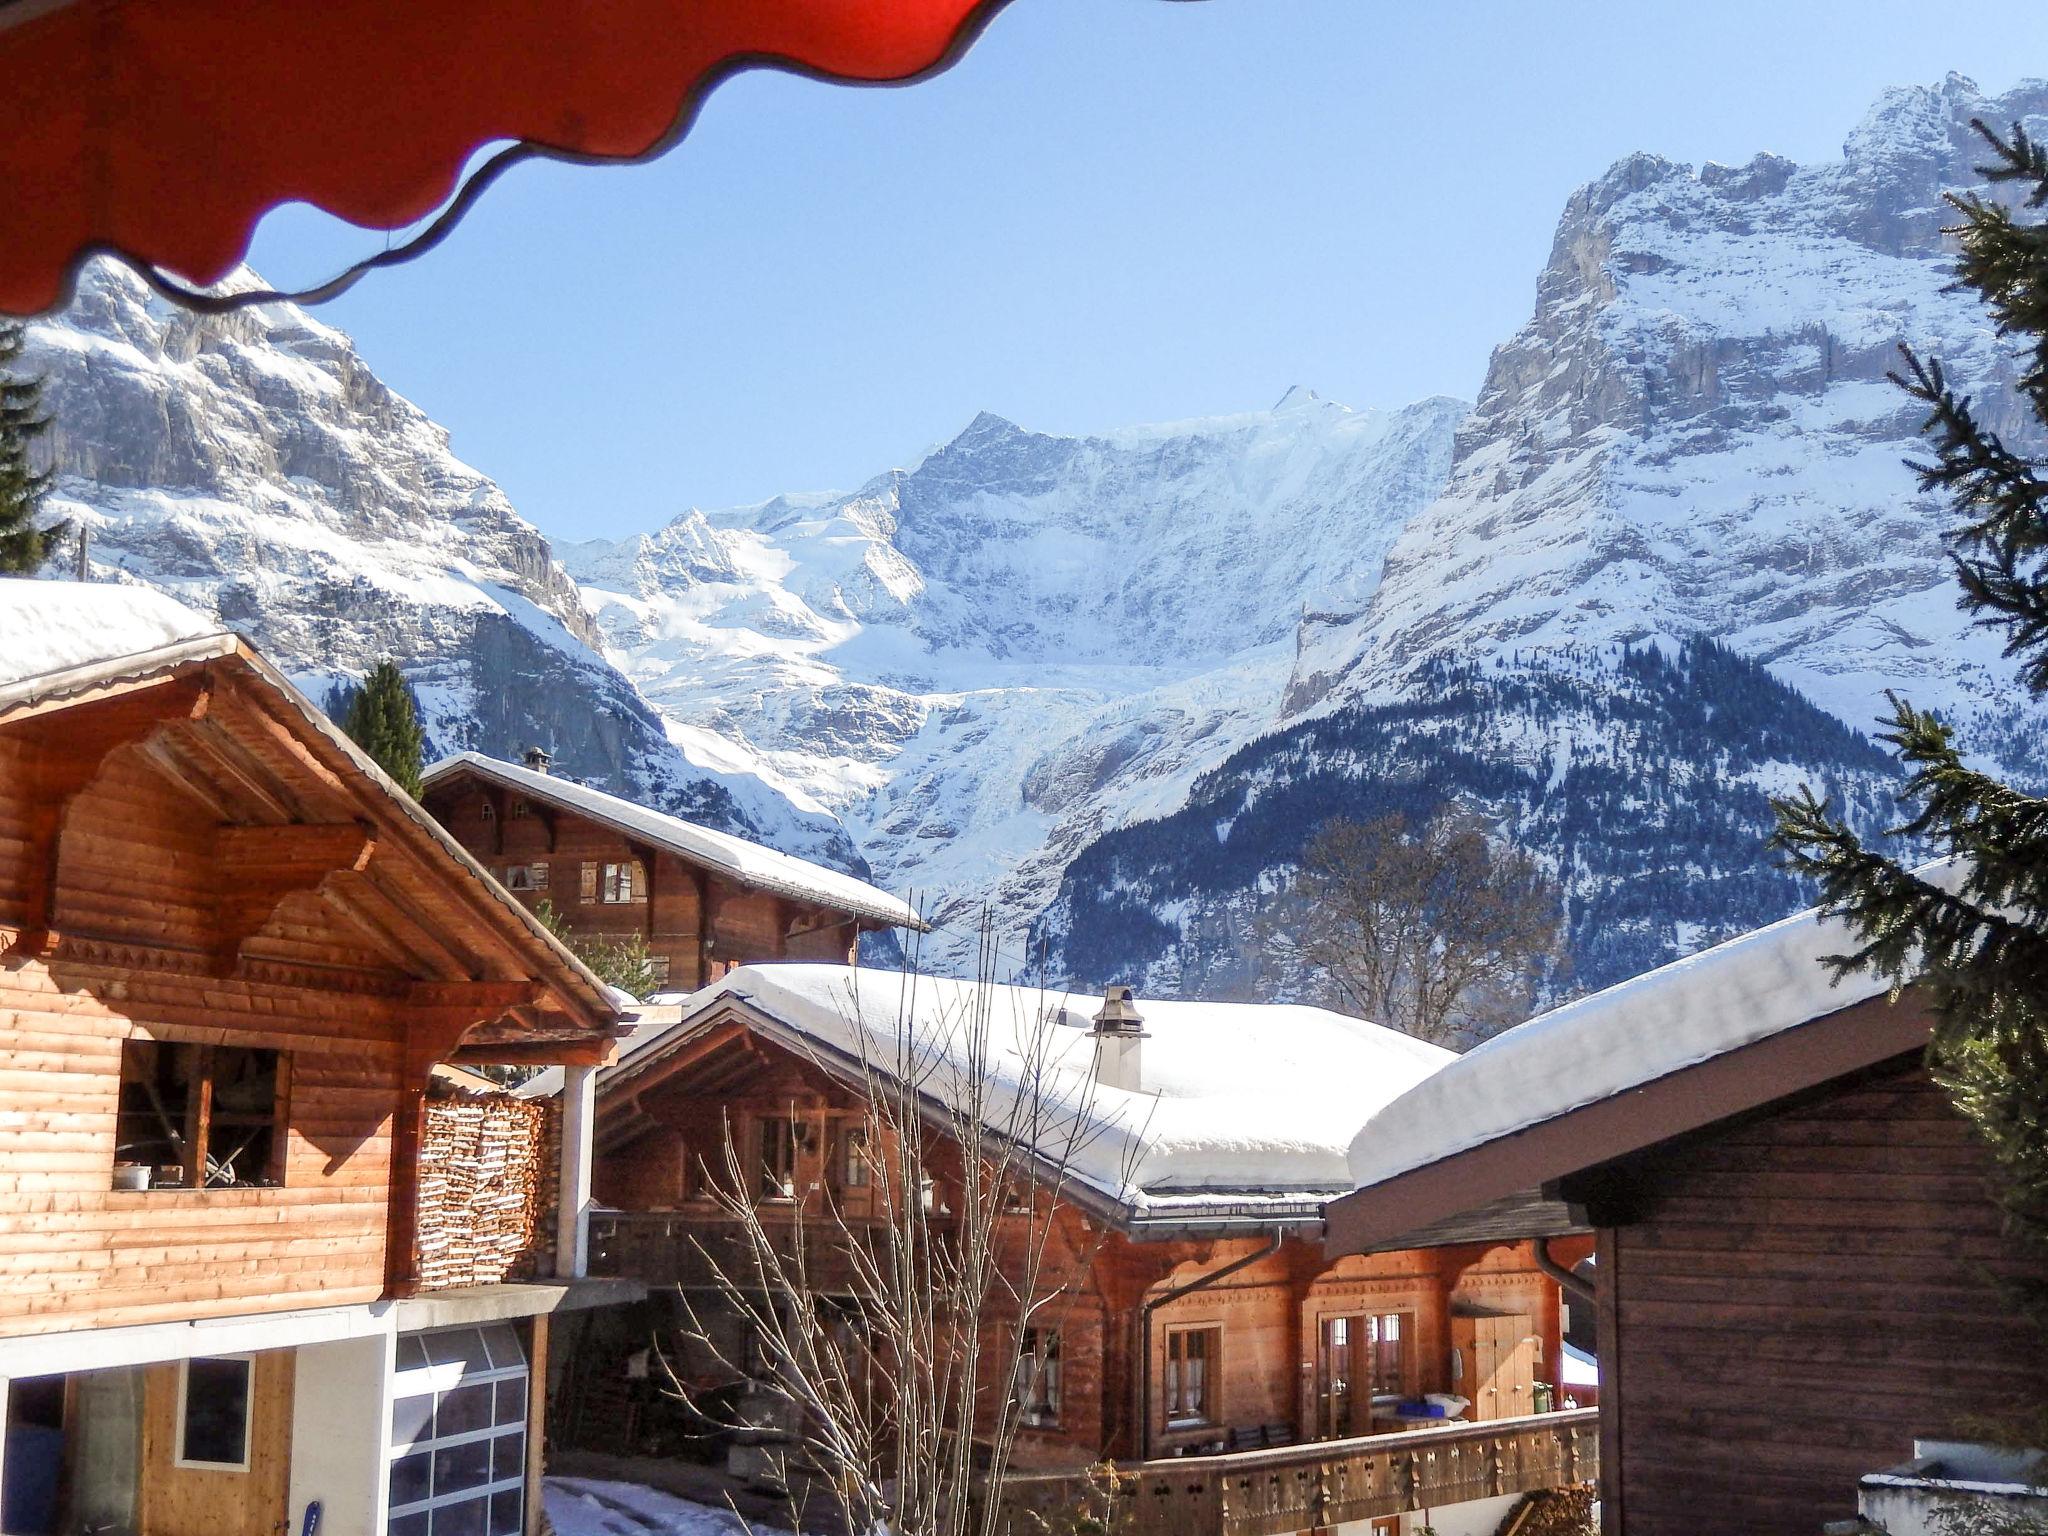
[{"left": 1597, "top": 1055, "right": 2035, "bottom": 1534}]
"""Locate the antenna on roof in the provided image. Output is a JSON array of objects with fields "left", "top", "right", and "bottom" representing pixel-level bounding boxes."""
[{"left": 522, "top": 745, "right": 552, "bottom": 775}]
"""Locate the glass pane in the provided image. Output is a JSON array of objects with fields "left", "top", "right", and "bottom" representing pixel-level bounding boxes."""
[
  {"left": 435, "top": 1384, "right": 493, "bottom": 1439},
  {"left": 389, "top": 1450, "right": 432, "bottom": 1508},
  {"left": 396, "top": 1335, "right": 428, "bottom": 1371},
  {"left": 391, "top": 1394, "right": 435, "bottom": 1452},
  {"left": 432, "top": 1497, "right": 488, "bottom": 1536},
  {"left": 391, "top": 1513, "right": 429, "bottom": 1536},
  {"left": 180, "top": 1358, "right": 250, "bottom": 1465},
  {"left": 491, "top": 1430, "right": 526, "bottom": 1481},
  {"left": 434, "top": 1437, "right": 492, "bottom": 1496},
  {"left": 425, "top": 1329, "right": 491, "bottom": 1373},
  {"left": 490, "top": 1489, "right": 523, "bottom": 1536},
  {"left": 493, "top": 1380, "right": 526, "bottom": 1429},
  {"left": 479, "top": 1325, "right": 523, "bottom": 1371}
]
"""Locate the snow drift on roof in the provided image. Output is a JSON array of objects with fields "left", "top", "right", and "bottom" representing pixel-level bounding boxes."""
[
  {"left": 647, "top": 964, "right": 1453, "bottom": 1218},
  {"left": 0, "top": 580, "right": 223, "bottom": 689},
  {"left": 421, "top": 752, "right": 923, "bottom": 930},
  {"left": 1344, "top": 861, "right": 1960, "bottom": 1194}
]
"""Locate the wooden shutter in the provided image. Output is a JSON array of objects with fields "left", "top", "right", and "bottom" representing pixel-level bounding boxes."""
[{"left": 579, "top": 861, "right": 597, "bottom": 904}]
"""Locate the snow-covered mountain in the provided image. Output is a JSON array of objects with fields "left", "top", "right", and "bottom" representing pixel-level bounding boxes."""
[
  {"left": 23, "top": 261, "right": 864, "bottom": 871},
  {"left": 562, "top": 392, "right": 1464, "bottom": 964},
  {"left": 24, "top": 72, "right": 2048, "bottom": 1002},
  {"left": 1037, "top": 72, "right": 2048, "bottom": 996}
]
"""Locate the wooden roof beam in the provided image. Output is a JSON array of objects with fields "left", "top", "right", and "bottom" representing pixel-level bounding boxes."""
[
  {"left": 171, "top": 716, "right": 306, "bottom": 823},
  {"left": 324, "top": 869, "right": 481, "bottom": 982}
]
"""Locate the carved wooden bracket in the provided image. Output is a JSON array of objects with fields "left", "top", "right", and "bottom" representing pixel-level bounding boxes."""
[{"left": 212, "top": 820, "right": 376, "bottom": 974}]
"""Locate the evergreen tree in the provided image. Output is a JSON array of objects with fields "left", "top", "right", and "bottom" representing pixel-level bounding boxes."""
[
  {"left": 338, "top": 659, "right": 426, "bottom": 797},
  {"left": 0, "top": 320, "right": 67, "bottom": 574},
  {"left": 529, "top": 899, "right": 660, "bottom": 1000},
  {"left": 1772, "top": 118, "right": 2048, "bottom": 1436}
]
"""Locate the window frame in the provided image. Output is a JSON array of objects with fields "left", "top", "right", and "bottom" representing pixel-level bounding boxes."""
[
  {"left": 756, "top": 1116, "right": 797, "bottom": 1201},
  {"left": 599, "top": 860, "right": 639, "bottom": 904},
  {"left": 1014, "top": 1326, "right": 1063, "bottom": 1429},
  {"left": 115, "top": 1041, "right": 290, "bottom": 1193},
  {"left": 1163, "top": 1325, "right": 1220, "bottom": 1430},
  {"left": 388, "top": 1325, "right": 529, "bottom": 1536},
  {"left": 174, "top": 1354, "right": 255, "bottom": 1472}
]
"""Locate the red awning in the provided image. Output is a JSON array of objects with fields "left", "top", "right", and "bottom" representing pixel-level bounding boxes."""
[{"left": 0, "top": 0, "right": 1004, "bottom": 315}]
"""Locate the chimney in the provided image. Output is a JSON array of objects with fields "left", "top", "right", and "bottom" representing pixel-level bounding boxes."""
[
  {"left": 1090, "top": 984, "right": 1148, "bottom": 1093},
  {"left": 522, "top": 746, "right": 552, "bottom": 775}
]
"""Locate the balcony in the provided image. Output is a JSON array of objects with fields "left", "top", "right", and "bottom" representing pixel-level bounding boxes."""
[
  {"left": 1000, "top": 1410, "right": 1600, "bottom": 1536},
  {"left": 590, "top": 1209, "right": 917, "bottom": 1293}
]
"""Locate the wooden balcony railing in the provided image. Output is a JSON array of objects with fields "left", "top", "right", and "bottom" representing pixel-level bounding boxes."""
[
  {"left": 591, "top": 1209, "right": 919, "bottom": 1293},
  {"left": 999, "top": 1410, "right": 1600, "bottom": 1536}
]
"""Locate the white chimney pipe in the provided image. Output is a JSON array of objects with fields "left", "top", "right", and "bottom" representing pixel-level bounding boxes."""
[{"left": 1091, "top": 984, "right": 1148, "bottom": 1093}]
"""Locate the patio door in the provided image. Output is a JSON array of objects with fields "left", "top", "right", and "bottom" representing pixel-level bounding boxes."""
[{"left": 1316, "top": 1315, "right": 1362, "bottom": 1439}]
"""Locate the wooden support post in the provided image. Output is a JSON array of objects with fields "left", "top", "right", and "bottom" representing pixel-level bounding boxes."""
[
  {"left": 556, "top": 1064, "right": 597, "bottom": 1279},
  {"left": 523, "top": 1314, "right": 551, "bottom": 1536}
]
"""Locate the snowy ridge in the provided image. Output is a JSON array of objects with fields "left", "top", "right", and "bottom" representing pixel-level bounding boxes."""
[
  {"left": 566, "top": 393, "right": 1465, "bottom": 966},
  {"left": 1293, "top": 73, "right": 2048, "bottom": 756}
]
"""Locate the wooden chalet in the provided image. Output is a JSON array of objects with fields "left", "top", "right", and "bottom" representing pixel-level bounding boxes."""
[
  {"left": 0, "top": 584, "right": 640, "bottom": 1536},
  {"left": 1324, "top": 892, "right": 2040, "bottom": 1534},
  {"left": 419, "top": 751, "right": 926, "bottom": 992},
  {"left": 564, "top": 965, "right": 1600, "bottom": 1536}
]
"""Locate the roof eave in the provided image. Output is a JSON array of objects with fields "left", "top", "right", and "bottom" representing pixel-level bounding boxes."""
[{"left": 1324, "top": 989, "right": 1934, "bottom": 1257}]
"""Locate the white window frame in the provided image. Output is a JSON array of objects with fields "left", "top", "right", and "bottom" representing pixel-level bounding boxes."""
[
  {"left": 388, "top": 1326, "right": 529, "bottom": 1535},
  {"left": 174, "top": 1354, "right": 255, "bottom": 1471}
]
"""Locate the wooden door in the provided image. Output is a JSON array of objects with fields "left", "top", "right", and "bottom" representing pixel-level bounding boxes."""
[
  {"left": 1466, "top": 1315, "right": 1539, "bottom": 1422},
  {"left": 137, "top": 1353, "right": 293, "bottom": 1536}
]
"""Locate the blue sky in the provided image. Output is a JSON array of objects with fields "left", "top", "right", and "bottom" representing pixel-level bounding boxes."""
[{"left": 247, "top": 2, "right": 2048, "bottom": 542}]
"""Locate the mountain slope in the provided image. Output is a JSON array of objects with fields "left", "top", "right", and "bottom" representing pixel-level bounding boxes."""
[
  {"left": 1036, "top": 73, "right": 2048, "bottom": 995},
  {"left": 27, "top": 260, "right": 862, "bottom": 869},
  {"left": 564, "top": 392, "right": 1466, "bottom": 964}
]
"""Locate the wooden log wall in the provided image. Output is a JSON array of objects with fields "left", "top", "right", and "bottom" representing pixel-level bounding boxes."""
[
  {"left": 1599, "top": 1055, "right": 2034, "bottom": 1535},
  {"left": 424, "top": 774, "right": 865, "bottom": 990},
  {"left": 0, "top": 730, "right": 406, "bottom": 1335}
]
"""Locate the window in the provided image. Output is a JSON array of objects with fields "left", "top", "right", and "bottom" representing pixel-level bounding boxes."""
[
  {"left": 389, "top": 1325, "right": 527, "bottom": 1536},
  {"left": 115, "top": 1042, "right": 287, "bottom": 1191},
  {"left": 1370, "top": 1312, "right": 1412, "bottom": 1397},
  {"left": 599, "top": 861, "right": 640, "bottom": 904},
  {"left": 509, "top": 800, "right": 530, "bottom": 819},
  {"left": 836, "top": 1125, "right": 870, "bottom": 1191},
  {"left": 1014, "top": 1328, "right": 1062, "bottom": 1428},
  {"left": 646, "top": 954, "right": 671, "bottom": 986},
  {"left": 757, "top": 1118, "right": 796, "bottom": 1200},
  {"left": 503, "top": 863, "right": 547, "bottom": 892},
  {"left": 1164, "top": 1327, "right": 1218, "bottom": 1428},
  {"left": 478, "top": 802, "right": 494, "bottom": 822},
  {"left": 176, "top": 1356, "right": 253, "bottom": 1470}
]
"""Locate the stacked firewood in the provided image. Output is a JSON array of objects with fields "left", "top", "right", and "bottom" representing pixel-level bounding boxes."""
[
  {"left": 1494, "top": 1485, "right": 1597, "bottom": 1536},
  {"left": 416, "top": 1092, "right": 549, "bottom": 1288}
]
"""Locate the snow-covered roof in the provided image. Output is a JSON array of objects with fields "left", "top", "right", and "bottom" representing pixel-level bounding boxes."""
[
  {"left": 612, "top": 963, "right": 1453, "bottom": 1227},
  {"left": 1344, "top": 864, "right": 1958, "bottom": 1195},
  {"left": 420, "top": 752, "right": 925, "bottom": 931},
  {"left": 0, "top": 579, "right": 227, "bottom": 694},
  {"left": 0, "top": 581, "right": 622, "bottom": 1030}
]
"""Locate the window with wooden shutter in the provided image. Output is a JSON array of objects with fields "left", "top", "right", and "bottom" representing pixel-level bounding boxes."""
[{"left": 579, "top": 862, "right": 597, "bottom": 904}]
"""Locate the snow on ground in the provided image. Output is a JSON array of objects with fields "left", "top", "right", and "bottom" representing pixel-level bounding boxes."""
[{"left": 543, "top": 1478, "right": 787, "bottom": 1536}]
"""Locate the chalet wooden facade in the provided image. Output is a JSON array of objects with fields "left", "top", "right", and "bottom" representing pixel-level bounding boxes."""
[
  {"left": 1324, "top": 903, "right": 2040, "bottom": 1535},
  {"left": 419, "top": 751, "right": 925, "bottom": 993},
  {"left": 565, "top": 965, "right": 1598, "bottom": 1536},
  {"left": 0, "top": 586, "right": 636, "bottom": 1536}
]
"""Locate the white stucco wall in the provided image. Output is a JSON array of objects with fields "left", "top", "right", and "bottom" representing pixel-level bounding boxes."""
[{"left": 287, "top": 1333, "right": 395, "bottom": 1536}]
